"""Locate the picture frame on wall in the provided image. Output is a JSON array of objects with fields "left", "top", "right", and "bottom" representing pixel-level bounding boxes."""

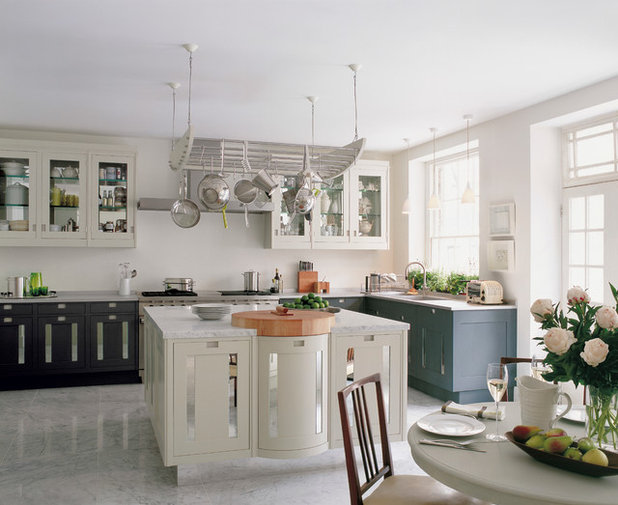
[
  {"left": 489, "top": 202, "right": 515, "bottom": 236},
  {"left": 487, "top": 239, "right": 515, "bottom": 272}
]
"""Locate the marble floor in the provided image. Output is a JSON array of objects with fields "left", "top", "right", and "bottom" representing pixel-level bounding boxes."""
[{"left": 0, "top": 383, "right": 442, "bottom": 505}]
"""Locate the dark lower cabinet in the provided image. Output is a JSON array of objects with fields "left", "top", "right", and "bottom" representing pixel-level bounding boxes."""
[
  {"left": 0, "top": 300, "right": 138, "bottom": 389},
  {"left": 365, "top": 296, "right": 517, "bottom": 403},
  {"left": 89, "top": 313, "right": 136, "bottom": 370},
  {"left": 37, "top": 315, "right": 86, "bottom": 370},
  {"left": 0, "top": 316, "right": 34, "bottom": 374}
]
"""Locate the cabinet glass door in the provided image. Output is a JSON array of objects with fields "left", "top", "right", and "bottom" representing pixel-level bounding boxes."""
[
  {"left": 0, "top": 151, "right": 37, "bottom": 237},
  {"left": 350, "top": 165, "right": 388, "bottom": 247},
  {"left": 316, "top": 174, "right": 348, "bottom": 242},
  {"left": 277, "top": 175, "right": 307, "bottom": 240},
  {"left": 96, "top": 159, "right": 129, "bottom": 236},
  {"left": 43, "top": 154, "right": 87, "bottom": 238}
]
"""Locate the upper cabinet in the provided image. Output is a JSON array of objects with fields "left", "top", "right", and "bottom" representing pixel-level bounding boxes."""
[
  {"left": 269, "top": 159, "right": 389, "bottom": 250},
  {"left": 0, "top": 139, "right": 136, "bottom": 247}
]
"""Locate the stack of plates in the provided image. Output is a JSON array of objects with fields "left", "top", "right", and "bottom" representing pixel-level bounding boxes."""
[{"left": 191, "top": 303, "right": 232, "bottom": 321}]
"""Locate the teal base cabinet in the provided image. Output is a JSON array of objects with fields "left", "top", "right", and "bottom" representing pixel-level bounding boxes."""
[{"left": 365, "top": 297, "right": 516, "bottom": 403}]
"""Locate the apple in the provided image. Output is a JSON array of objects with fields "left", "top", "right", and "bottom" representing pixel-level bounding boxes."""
[
  {"left": 512, "top": 425, "right": 542, "bottom": 443},
  {"left": 582, "top": 448, "right": 609, "bottom": 466},
  {"left": 576, "top": 437, "right": 595, "bottom": 453},
  {"left": 543, "top": 435, "right": 573, "bottom": 453},
  {"left": 563, "top": 447, "right": 583, "bottom": 460}
]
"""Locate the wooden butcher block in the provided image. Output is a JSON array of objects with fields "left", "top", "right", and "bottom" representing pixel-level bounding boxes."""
[{"left": 231, "top": 310, "right": 335, "bottom": 336}]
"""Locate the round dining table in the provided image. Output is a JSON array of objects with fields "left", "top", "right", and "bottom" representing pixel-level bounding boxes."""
[{"left": 408, "top": 403, "right": 618, "bottom": 505}]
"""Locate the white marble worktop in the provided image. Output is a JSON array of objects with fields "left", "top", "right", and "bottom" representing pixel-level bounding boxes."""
[
  {"left": 0, "top": 290, "right": 139, "bottom": 303},
  {"left": 144, "top": 305, "right": 408, "bottom": 340},
  {"left": 367, "top": 292, "right": 516, "bottom": 311}
]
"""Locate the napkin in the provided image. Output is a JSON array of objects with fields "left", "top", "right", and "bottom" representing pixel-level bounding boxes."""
[{"left": 441, "top": 400, "right": 506, "bottom": 421}]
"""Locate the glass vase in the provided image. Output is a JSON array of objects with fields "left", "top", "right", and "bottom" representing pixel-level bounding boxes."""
[{"left": 585, "top": 386, "right": 618, "bottom": 450}]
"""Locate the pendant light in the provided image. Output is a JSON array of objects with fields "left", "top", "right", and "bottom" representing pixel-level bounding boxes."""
[
  {"left": 401, "top": 138, "right": 411, "bottom": 214},
  {"left": 349, "top": 64, "right": 362, "bottom": 142},
  {"left": 427, "top": 128, "right": 440, "bottom": 210},
  {"left": 461, "top": 114, "right": 475, "bottom": 204}
]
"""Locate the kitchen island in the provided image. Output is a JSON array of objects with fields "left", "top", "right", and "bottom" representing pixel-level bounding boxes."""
[{"left": 143, "top": 305, "right": 408, "bottom": 473}]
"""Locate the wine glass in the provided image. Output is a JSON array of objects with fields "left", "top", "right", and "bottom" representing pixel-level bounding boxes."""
[
  {"left": 486, "top": 362, "right": 508, "bottom": 441},
  {"left": 531, "top": 354, "right": 551, "bottom": 381}
]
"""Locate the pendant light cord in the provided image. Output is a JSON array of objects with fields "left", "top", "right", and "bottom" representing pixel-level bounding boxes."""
[
  {"left": 187, "top": 51, "right": 193, "bottom": 127},
  {"left": 353, "top": 70, "right": 358, "bottom": 141},
  {"left": 171, "top": 87, "right": 177, "bottom": 149}
]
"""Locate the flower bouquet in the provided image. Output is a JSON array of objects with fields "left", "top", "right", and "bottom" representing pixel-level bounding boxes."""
[{"left": 531, "top": 284, "right": 618, "bottom": 449}]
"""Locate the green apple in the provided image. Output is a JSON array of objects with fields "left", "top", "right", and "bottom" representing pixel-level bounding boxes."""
[
  {"left": 576, "top": 437, "right": 595, "bottom": 453},
  {"left": 563, "top": 447, "right": 583, "bottom": 460},
  {"left": 582, "top": 448, "right": 609, "bottom": 466}
]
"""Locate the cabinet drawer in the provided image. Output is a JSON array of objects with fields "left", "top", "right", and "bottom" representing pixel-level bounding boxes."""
[
  {"left": 328, "top": 297, "right": 365, "bottom": 312},
  {"left": 0, "top": 303, "right": 33, "bottom": 317},
  {"left": 37, "top": 303, "right": 86, "bottom": 315},
  {"left": 89, "top": 301, "right": 136, "bottom": 314}
]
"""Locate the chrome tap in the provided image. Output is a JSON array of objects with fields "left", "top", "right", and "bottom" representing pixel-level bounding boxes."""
[{"left": 404, "top": 261, "right": 427, "bottom": 295}]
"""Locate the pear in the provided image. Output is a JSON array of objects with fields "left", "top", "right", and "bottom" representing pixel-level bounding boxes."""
[
  {"left": 512, "top": 425, "right": 542, "bottom": 443},
  {"left": 525, "top": 434, "right": 547, "bottom": 449},
  {"left": 582, "top": 448, "right": 609, "bottom": 466},
  {"left": 543, "top": 435, "right": 573, "bottom": 453},
  {"left": 545, "top": 428, "right": 567, "bottom": 438}
]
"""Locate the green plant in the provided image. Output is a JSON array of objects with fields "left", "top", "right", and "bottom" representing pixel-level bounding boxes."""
[
  {"left": 446, "top": 272, "right": 478, "bottom": 295},
  {"left": 407, "top": 270, "right": 478, "bottom": 294}
]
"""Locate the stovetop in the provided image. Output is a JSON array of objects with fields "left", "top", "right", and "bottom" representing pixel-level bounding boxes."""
[
  {"left": 219, "top": 290, "right": 274, "bottom": 296},
  {"left": 140, "top": 289, "right": 198, "bottom": 297}
]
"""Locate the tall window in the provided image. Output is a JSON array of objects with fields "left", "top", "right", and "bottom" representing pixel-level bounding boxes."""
[
  {"left": 562, "top": 115, "right": 618, "bottom": 305},
  {"left": 427, "top": 150, "right": 479, "bottom": 275}
]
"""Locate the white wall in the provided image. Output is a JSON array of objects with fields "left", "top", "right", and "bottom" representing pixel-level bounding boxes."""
[
  {"left": 0, "top": 129, "right": 394, "bottom": 292},
  {"left": 393, "top": 74, "right": 618, "bottom": 357}
]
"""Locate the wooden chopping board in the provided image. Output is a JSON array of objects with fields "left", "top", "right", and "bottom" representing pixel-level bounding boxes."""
[{"left": 231, "top": 310, "right": 335, "bottom": 336}]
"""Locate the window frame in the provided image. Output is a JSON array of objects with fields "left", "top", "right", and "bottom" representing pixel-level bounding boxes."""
[{"left": 425, "top": 148, "right": 479, "bottom": 275}]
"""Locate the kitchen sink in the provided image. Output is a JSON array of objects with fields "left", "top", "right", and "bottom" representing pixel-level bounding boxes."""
[{"left": 371, "top": 291, "right": 445, "bottom": 301}]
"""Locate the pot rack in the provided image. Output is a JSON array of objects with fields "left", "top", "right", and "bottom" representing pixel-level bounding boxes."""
[{"left": 181, "top": 136, "right": 366, "bottom": 180}]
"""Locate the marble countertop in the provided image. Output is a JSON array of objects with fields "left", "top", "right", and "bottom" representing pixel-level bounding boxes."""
[
  {"left": 0, "top": 290, "right": 139, "bottom": 304},
  {"left": 367, "top": 292, "right": 516, "bottom": 311},
  {"left": 144, "top": 305, "right": 409, "bottom": 340}
]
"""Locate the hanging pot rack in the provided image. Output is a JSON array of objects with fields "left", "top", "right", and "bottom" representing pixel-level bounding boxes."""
[{"left": 179, "top": 136, "right": 365, "bottom": 180}]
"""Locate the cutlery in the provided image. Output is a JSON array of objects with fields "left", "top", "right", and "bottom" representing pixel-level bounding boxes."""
[
  {"left": 419, "top": 439, "right": 487, "bottom": 452},
  {"left": 428, "top": 438, "right": 493, "bottom": 446}
]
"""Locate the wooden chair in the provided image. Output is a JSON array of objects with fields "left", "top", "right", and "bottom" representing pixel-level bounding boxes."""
[
  {"left": 338, "top": 373, "right": 489, "bottom": 505},
  {"left": 500, "top": 357, "right": 532, "bottom": 402}
]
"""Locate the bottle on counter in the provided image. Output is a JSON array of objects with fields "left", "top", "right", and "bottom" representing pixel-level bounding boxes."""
[{"left": 271, "top": 268, "right": 281, "bottom": 293}]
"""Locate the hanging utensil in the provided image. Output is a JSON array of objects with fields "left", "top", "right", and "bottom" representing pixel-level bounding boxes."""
[
  {"left": 198, "top": 174, "right": 230, "bottom": 211},
  {"left": 171, "top": 170, "right": 200, "bottom": 228}
]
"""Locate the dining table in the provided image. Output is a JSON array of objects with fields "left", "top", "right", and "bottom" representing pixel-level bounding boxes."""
[{"left": 408, "top": 402, "right": 618, "bottom": 505}]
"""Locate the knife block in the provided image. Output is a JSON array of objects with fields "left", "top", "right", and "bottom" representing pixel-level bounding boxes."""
[{"left": 298, "top": 271, "right": 318, "bottom": 293}]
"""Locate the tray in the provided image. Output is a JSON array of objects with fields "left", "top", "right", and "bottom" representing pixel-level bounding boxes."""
[{"left": 505, "top": 431, "right": 618, "bottom": 477}]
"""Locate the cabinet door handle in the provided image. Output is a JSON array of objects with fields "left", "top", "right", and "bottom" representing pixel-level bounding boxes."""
[
  {"left": 108, "top": 315, "right": 117, "bottom": 320},
  {"left": 206, "top": 341, "right": 218, "bottom": 348},
  {"left": 3, "top": 304, "right": 12, "bottom": 310},
  {"left": 293, "top": 340, "right": 305, "bottom": 347},
  {"left": 4, "top": 317, "right": 12, "bottom": 323},
  {"left": 109, "top": 302, "right": 117, "bottom": 308},
  {"left": 421, "top": 333, "right": 426, "bottom": 368},
  {"left": 58, "top": 303, "right": 66, "bottom": 309},
  {"left": 441, "top": 339, "right": 445, "bottom": 375},
  {"left": 431, "top": 309, "right": 436, "bottom": 314}
]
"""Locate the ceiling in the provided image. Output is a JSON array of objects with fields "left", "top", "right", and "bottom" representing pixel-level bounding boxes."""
[{"left": 3, "top": 0, "right": 618, "bottom": 153}]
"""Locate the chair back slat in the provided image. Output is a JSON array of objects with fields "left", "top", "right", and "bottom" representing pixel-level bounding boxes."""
[{"left": 338, "top": 373, "right": 394, "bottom": 505}]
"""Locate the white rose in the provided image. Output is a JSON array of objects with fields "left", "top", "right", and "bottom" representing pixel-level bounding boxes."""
[
  {"left": 530, "top": 298, "right": 553, "bottom": 323},
  {"left": 567, "top": 286, "right": 590, "bottom": 305},
  {"left": 580, "top": 338, "right": 609, "bottom": 367},
  {"left": 596, "top": 306, "right": 618, "bottom": 330},
  {"left": 544, "top": 328, "right": 576, "bottom": 356}
]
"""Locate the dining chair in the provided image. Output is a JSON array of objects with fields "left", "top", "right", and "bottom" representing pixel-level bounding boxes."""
[
  {"left": 499, "top": 357, "right": 532, "bottom": 401},
  {"left": 338, "top": 373, "right": 489, "bottom": 505}
]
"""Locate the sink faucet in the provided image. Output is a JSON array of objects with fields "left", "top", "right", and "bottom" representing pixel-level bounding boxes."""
[{"left": 404, "top": 261, "right": 427, "bottom": 295}]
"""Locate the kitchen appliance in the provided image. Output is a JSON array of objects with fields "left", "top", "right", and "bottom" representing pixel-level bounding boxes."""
[
  {"left": 163, "top": 277, "right": 195, "bottom": 292},
  {"left": 241, "top": 271, "right": 260, "bottom": 292},
  {"left": 6, "top": 276, "right": 26, "bottom": 298},
  {"left": 466, "top": 280, "right": 503, "bottom": 304}
]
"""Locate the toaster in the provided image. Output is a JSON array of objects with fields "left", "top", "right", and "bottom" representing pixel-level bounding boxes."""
[{"left": 466, "top": 280, "right": 503, "bottom": 304}]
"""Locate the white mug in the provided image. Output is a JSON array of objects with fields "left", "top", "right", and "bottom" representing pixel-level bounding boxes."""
[{"left": 516, "top": 375, "right": 572, "bottom": 430}]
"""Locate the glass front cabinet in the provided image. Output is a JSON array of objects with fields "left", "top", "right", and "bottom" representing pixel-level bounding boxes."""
[
  {"left": 269, "top": 160, "right": 388, "bottom": 250},
  {"left": 0, "top": 140, "right": 135, "bottom": 247}
]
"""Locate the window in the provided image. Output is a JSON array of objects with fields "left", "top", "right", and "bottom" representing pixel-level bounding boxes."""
[
  {"left": 565, "top": 116, "right": 618, "bottom": 182},
  {"left": 427, "top": 150, "right": 479, "bottom": 275},
  {"left": 562, "top": 115, "right": 618, "bottom": 305}
]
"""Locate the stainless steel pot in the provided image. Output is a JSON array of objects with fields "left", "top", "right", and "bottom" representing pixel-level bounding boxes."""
[
  {"left": 163, "top": 277, "right": 195, "bottom": 292},
  {"left": 241, "top": 271, "right": 260, "bottom": 292},
  {"left": 7, "top": 276, "right": 26, "bottom": 298}
]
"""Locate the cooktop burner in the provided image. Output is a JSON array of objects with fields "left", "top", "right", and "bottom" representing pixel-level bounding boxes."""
[
  {"left": 140, "top": 289, "right": 198, "bottom": 297},
  {"left": 219, "top": 290, "right": 273, "bottom": 296}
]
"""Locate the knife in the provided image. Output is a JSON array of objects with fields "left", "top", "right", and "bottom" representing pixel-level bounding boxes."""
[{"left": 419, "top": 439, "right": 486, "bottom": 452}]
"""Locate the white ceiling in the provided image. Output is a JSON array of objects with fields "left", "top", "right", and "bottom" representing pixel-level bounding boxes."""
[{"left": 3, "top": 0, "right": 618, "bottom": 152}]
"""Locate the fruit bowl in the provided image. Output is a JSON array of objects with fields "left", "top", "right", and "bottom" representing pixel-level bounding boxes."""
[{"left": 505, "top": 431, "right": 618, "bottom": 477}]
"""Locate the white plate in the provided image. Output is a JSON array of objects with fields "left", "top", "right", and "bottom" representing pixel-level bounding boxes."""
[
  {"left": 417, "top": 412, "right": 486, "bottom": 437},
  {"left": 560, "top": 405, "right": 586, "bottom": 424}
]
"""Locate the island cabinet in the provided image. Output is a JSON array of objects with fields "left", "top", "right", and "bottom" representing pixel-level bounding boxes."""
[
  {"left": 365, "top": 297, "right": 517, "bottom": 403},
  {"left": 329, "top": 330, "right": 406, "bottom": 447},
  {"left": 256, "top": 334, "right": 329, "bottom": 458}
]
